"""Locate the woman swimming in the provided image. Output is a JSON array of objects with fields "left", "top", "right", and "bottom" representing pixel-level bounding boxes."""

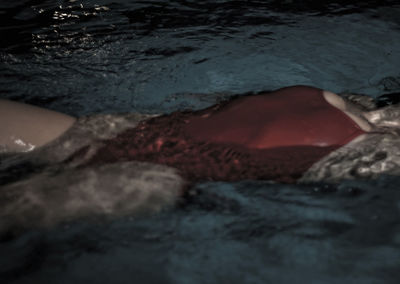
[
  {"left": 1, "top": 85, "right": 399, "bottom": 184},
  {"left": 1, "top": 85, "right": 400, "bottom": 233},
  {"left": 83, "top": 86, "right": 370, "bottom": 183}
]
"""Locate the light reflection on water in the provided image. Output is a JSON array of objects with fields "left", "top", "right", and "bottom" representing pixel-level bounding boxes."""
[
  {"left": 1, "top": 1, "right": 400, "bottom": 283},
  {"left": 1, "top": 0, "right": 400, "bottom": 115}
]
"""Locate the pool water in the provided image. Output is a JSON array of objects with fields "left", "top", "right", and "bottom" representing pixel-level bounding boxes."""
[{"left": 1, "top": 1, "right": 400, "bottom": 283}]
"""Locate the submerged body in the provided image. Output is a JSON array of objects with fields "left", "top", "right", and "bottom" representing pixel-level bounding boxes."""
[
  {"left": 89, "top": 86, "right": 366, "bottom": 182},
  {"left": 0, "top": 85, "right": 374, "bottom": 184},
  {"left": 1, "top": 85, "right": 400, "bottom": 233}
]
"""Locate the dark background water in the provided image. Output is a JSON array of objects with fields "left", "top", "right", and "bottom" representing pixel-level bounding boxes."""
[
  {"left": 1, "top": 0, "right": 400, "bottom": 115},
  {"left": 1, "top": 1, "right": 400, "bottom": 283}
]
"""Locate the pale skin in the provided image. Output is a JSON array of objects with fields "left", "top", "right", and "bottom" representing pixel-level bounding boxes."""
[
  {"left": 0, "top": 99, "right": 76, "bottom": 152},
  {"left": 0, "top": 88, "right": 374, "bottom": 153}
]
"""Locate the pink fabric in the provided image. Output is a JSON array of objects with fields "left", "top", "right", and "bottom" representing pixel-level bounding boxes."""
[
  {"left": 88, "top": 86, "right": 365, "bottom": 183},
  {"left": 184, "top": 85, "right": 364, "bottom": 148}
]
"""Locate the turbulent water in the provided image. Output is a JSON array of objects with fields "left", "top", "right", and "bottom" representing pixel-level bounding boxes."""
[{"left": 1, "top": 1, "right": 400, "bottom": 283}]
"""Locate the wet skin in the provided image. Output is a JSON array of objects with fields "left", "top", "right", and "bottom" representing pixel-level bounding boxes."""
[{"left": 0, "top": 99, "right": 76, "bottom": 152}]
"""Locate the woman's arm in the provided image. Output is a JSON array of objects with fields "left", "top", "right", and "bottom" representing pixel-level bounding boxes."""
[{"left": 0, "top": 99, "right": 76, "bottom": 153}]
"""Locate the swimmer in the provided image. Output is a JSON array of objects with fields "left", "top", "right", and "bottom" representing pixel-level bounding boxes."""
[
  {"left": 2, "top": 85, "right": 400, "bottom": 233},
  {"left": 1, "top": 85, "right": 400, "bottom": 184}
]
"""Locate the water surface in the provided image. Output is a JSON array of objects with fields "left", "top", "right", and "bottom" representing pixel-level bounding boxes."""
[{"left": 1, "top": 1, "right": 400, "bottom": 283}]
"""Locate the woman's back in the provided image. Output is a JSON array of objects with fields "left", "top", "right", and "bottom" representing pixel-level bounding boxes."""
[
  {"left": 184, "top": 85, "right": 365, "bottom": 149},
  {"left": 89, "top": 86, "right": 366, "bottom": 182}
]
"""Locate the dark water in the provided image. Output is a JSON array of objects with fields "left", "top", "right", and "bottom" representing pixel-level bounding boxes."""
[{"left": 1, "top": 1, "right": 400, "bottom": 283}]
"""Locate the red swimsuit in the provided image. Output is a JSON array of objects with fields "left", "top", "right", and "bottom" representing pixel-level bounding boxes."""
[{"left": 89, "top": 86, "right": 365, "bottom": 183}]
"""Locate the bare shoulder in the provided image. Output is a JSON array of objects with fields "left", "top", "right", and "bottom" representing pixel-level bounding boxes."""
[
  {"left": 0, "top": 99, "right": 76, "bottom": 153},
  {"left": 322, "top": 90, "right": 347, "bottom": 110},
  {"left": 322, "top": 90, "right": 373, "bottom": 132}
]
